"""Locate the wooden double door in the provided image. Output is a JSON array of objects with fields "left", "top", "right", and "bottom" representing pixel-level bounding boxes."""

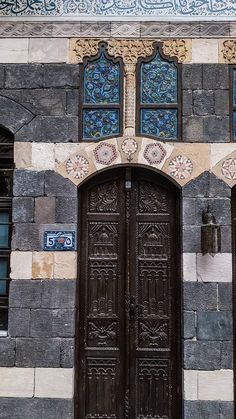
[{"left": 76, "top": 167, "right": 181, "bottom": 419}]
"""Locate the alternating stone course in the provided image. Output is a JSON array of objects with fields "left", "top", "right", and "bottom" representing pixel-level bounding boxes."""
[
  {"left": 2, "top": 280, "right": 75, "bottom": 368},
  {"left": 0, "top": 48, "right": 234, "bottom": 419}
]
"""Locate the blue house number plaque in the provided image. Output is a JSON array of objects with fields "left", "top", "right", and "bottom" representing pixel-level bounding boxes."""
[{"left": 44, "top": 231, "right": 76, "bottom": 251}]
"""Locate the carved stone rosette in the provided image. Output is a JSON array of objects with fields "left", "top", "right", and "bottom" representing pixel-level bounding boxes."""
[
  {"left": 108, "top": 40, "right": 154, "bottom": 136},
  {"left": 220, "top": 40, "right": 236, "bottom": 63},
  {"left": 162, "top": 39, "right": 191, "bottom": 63},
  {"left": 69, "top": 38, "right": 100, "bottom": 63}
]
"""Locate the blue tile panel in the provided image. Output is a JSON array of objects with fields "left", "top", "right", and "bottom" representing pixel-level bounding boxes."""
[
  {"left": 140, "top": 109, "right": 178, "bottom": 140},
  {"left": 139, "top": 50, "right": 178, "bottom": 140},
  {"left": 84, "top": 54, "right": 120, "bottom": 105},
  {"left": 83, "top": 109, "right": 120, "bottom": 140},
  {"left": 141, "top": 53, "right": 177, "bottom": 105},
  {"left": 233, "top": 71, "right": 236, "bottom": 107},
  {"left": 83, "top": 52, "right": 121, "bottom": 141}
]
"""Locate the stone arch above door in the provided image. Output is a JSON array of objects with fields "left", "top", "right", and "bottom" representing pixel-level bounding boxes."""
[{"left": 56, "top": 136, "right": 210, "bottom": 187}]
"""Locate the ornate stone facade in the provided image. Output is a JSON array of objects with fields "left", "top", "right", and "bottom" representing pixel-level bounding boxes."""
[{"left": 0, "top": 18, "right": 234, "bottom": 419}]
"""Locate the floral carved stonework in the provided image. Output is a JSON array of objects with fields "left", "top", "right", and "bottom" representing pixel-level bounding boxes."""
[
  {"left": 169, "top": 155, "right": 193, "bottom": 180},
  {"left": 162, "top": 40, "right": 191, "bottom": 63},
  {"left": 144, "top": 143, "right": 167, "bottom": 165},
  {"left": 66, "top": 155, "right": 89, "bottom": 179},
  {"left": 94, "top": 143, "right": 118, "bottom": 166},
  {"left": 221, "top": 158, "right": 236, "bottom": 180},
  {"left": 70, "top": 39, "right": 100, "bottom": 63},
  {"left": 107, "top": 40, "right": 154, "bottom": 65},
  {"left": 220, "top": 40, "right": 236, "bottom": 63}
]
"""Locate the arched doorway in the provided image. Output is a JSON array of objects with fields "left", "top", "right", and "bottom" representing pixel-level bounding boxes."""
[{"left": 75, "top": 166, "right": 182, "bottom": 418}]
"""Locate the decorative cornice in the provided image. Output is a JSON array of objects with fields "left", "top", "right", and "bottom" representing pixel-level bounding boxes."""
[
  {"left": 70, "top": 38, "right": 100, "bottom": 63},
  {"left": 0, "top": 22, "right": 235, "bottom": 38},
  {"left": 162, "top": 39, "right": 192, "bottom": 63},
  {"left": 219, "top": 39, "right": 236, "bottom": 63},
  {"left": 107, "top": 39, "right": 154, "bottom": 64}
]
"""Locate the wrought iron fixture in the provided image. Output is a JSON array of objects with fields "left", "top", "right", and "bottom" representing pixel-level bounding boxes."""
[{"left": 201, "top": 206, "right": 221, "bottom": 257}]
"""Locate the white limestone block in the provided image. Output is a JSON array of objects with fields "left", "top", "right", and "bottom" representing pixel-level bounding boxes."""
[
  {"left": 10, "top": 251, "right": 32, "bottom": 280},
  {"left": 184, "top": 370, "right": 198, "bottom": 400},
  {"left": 29, "top": 38, "right": 68, "bottom": 63},
  {"left": 183, "top": 253, "right": 197, "bottom": 282},
  {"left": 197, "top": 253, "right": 232, "bottom": 282},
  {"left": 54, "top": 252, "right": 77, "bottom": 279},
  {"left": 0, "top": 39, "right": 28, "bottom": 63},
  {"left": 198, "top": 370, "right": 233, "bottom": 401},
  {"left": 35, "top": 368, "right": 74, "bottom": 399},
  {"left": 0, "top": 368, "right": 34, "bottom": 397},
  {"left": 192, "top": 39, "right": 218, "bottom": 63},
  {"left": 32, "top": 143, "right": 55, "bottom": 171}
]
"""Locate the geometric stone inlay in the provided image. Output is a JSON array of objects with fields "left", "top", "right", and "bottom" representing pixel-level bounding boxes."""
[
  {"left": 169, "top": 155, "right": 193, "bottom": 180},
  {"left": 221, "top": 158, "right": 236, "bottom": 180},
  {"left": 144, "top": 143, "right": 167, "bottom": 165},
  {"left": 121, "top": 137, "right": 138, "bottom": 161},
  {"left": 66, "top": 155, "right": 89, "bottom": 179},
  {"left": 94, "top": 142, "right": 118, "bottom": 166}
]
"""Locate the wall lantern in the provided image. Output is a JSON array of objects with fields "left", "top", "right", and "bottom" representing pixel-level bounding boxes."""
[{"left": 201, "top": 206, "right": 221, "bottom": 257}]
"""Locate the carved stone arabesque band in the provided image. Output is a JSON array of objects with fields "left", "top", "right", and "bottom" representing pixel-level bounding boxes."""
[
  {"left": 72, "top": 39, "right": 189, "bottom": 136},
  {"left": 73, "top": 38, "right": 100, "bottom": 63},
  {"left": 220, "top": 40, "right": 236, "bottom": 63}
]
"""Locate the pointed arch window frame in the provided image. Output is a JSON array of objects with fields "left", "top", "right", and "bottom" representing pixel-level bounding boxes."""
[
  {"left": 0, "top": 126, "right": 14, "bottom": 332},
  {"left": 136, "top": 43, "right": 182, "bottom": 142},
  {"left": 79, "top": 42, "right": 124, "bottom": 142}
]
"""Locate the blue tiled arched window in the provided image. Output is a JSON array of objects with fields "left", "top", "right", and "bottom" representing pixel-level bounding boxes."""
[
  {"left": 0, "top": 127, "right": 13, "bottom": 331},
  {"left": 80, "top": 44, "right": 123, "bottom": 141},
  {"left": 137, "top": 46, "right": 180, "bottom": 141}
]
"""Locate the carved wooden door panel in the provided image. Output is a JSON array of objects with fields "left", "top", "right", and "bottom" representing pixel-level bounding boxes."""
[{"left": 76, "top": 167, "right": 181, "bottom": 419}]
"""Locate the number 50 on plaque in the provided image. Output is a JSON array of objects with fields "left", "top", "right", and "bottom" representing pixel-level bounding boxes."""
[{"left": 44, "top": 231, "right": 76, "bottom": 251}]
